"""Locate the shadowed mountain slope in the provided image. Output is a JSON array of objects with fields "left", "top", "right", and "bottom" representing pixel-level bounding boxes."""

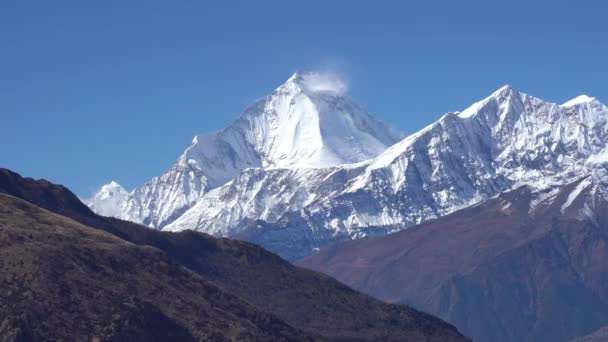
[
  {"left": 0, "top": 168, "right": 468, "bottom": 342},
  {"left": 299, "top": 177, "right": 608, "bottom": 342},
  {"left": 0, "top": 193, "right": 307, "bottom": 341}
]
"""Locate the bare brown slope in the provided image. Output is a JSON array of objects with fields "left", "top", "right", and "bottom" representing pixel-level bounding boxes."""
[
  {"left": 0, "top": 168, "right": 469, "bottom": 342},
  {"left": 299, "top": 179, "right": 608, "bottom": 342},
  {"left": 0, "top": 194, "right": 307, "bottom": 341}
]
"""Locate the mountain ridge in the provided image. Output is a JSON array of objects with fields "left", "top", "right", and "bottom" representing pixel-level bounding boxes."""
[
  {"left": 297, "top": 175, "right": 608, "bottom": 342},
  {"left": 89, "top": 79, "right": 608, "bottom": 260},
  {"left": 94, "top": 71, "right": 402, "bottom": 229},
  {"left": 164, "top": 84, "right": 608, "bottom": 259},
  {"left": 0, "top": 192, "right": 308, "bottom": 341}
]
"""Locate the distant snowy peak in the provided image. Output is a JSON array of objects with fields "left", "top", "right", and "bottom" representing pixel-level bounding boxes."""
[
  {"left": 95, "top": 181, "right": 127, "bottom": 200},
  {"left": 260, "top": 71, "right": 404, "bottom": 168},
  {"left": 95, "top": 71, "right": 403, "bottom": 229},
  {"left": 562, "top": 94, "right": 596, "bottom": 107},
  {"left": 97, "top": 80, "right": 608, "bottom": 260},
  {"left": 166, "top": 84, "right": 608, "bottom": 259},
  {"left": 183, "top": 70, "right": 402, "bottom": 173},
  {"left": 367, "top": 84, "right": 523, "bottom": 170},
  {"left": 457, "top": 84, "right": 514, "bottom": 118},
  {"left": 86, "top": 181, "right": 128, "bottom": 218},
  {"left": 372, "top": 85, "right": 608, "bottom": 171}
]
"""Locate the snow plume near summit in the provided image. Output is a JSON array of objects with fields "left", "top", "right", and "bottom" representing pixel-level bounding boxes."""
[{"left": 298, "top": 71, "right": 348, "bottom": 95}]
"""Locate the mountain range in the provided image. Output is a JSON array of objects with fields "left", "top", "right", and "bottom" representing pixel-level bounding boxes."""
[
  {"left": 88, "top": 72, "right": 608, "bottom": 261},
  {"left": 9, "top": 70, "right": 608, "bottom": 341},
  {"left": 91, "top": 71, "right": 402, "bottom": 233}
]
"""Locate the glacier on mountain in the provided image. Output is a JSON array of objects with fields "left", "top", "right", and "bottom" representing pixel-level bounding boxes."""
[
  {"left": 164, "top": 85, "right": 608, "bottom": 259},
  {"left": 90, "top": 71, "right": 402, "bottom": 229},
  {"left": 90, "top": 74, "right": 608, "bottom": 260}
]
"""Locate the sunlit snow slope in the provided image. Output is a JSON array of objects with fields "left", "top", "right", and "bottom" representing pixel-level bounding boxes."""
[
  {"left": 91, "top": 75, "right": 608, "bottom": 260},
  {"left": 90, "top": 71, "right": 402, "bottom": 229}
]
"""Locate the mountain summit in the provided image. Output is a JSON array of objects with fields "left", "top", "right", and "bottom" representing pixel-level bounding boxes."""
[
  {"left": 91, "top": 72, "right": 402, "bottom": 228},
  {"left": 562, "top": 94, "right": 597, "bottom": 107},
  {"left": 85, "top": 181, "right": 127, "bottom": 217},
  {"left": 187, "top": 70, "right": 402, "bottom": 173},
  {"left": 91, "top": 81, "right": 608, "bottom": 260},
  {"left": 163, "top": 85, "right": 608, "bottom": 259}
]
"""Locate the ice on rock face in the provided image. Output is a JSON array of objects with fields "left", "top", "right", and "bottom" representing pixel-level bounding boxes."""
[
  {"left": 93, "top": 71, "right": 403, "bottom": 229},
  {"left": 561, "top": 177, "right": 593, "bottom": 213}
]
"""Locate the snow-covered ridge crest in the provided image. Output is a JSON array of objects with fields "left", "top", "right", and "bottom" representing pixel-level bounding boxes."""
[
  {"left": 165, "top": 85, "right": 608, "bottom": 260},
  {"left": 95, "top": 71, "right": 403, "bottom": 229},
  {"left": 183, "top": 70, "right": 401, "bottom": 172},
  {"left": 456, "top": 84, "right": 514, "bottom": 118},
  {"left": 91, "top": 79, "right": 608, "bottom": 260},
  {"left": 361, "top": 85, "right": 608, "bottom": 190},
  {"left": 562, "top": 94, "right": 596, "bottom": 107}
]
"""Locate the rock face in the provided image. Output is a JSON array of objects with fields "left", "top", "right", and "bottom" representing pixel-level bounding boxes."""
[
  {"left": 0, "top": 168, "right": 470, "bottom": 342},
  {"left": 298, "top": 175, "right": 608, "bottom": 342},
  {"left": 90, "top": 77, "right": 608, "bottom": 260}
]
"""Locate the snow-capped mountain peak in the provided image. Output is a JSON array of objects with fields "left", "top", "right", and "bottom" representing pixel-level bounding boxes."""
[
  {"left": 96, "top": 71, "right": 403, "bottom": 229},
  {"left": 98, "top": 181, "right": 125, "bottom": 197},
  {"left": 456, "top": 84, "right": 518, "bottom": 118},
  {"left": 371, "top": 85, "right": 608, "bottom": 175},
  {"left": 91, "top": 80, "right": 608, "bottom": 260},
  {"left": 183, "top": 71, "right": 403, "bottom": 173},
  {"left": 163, "top": 84, "right": 608, "bottom": 260},
  {"left": 562, "top": 94, "right": 596, "bottom": 107},
  {"left": 86, "top": 181, "right": 128, "bottom": 218}
]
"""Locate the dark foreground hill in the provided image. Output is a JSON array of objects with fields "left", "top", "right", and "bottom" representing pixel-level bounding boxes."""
[
  {"left": 0, "top": 168, "right": 468, "bottom": 342},
  {"left": 299, "top": 178, "right": 608, "bottom": 342},
  {"left": 0, "top": 194, "right": 306, "bottom": 341}
]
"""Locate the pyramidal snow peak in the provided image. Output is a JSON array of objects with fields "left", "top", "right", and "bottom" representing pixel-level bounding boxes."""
[
  {"left": 95, "top": 71, "right": 403, "bottom": 229},
  {"left": 91, "top": 81, "right": 608, "bottom": 260},
  {"left": 86, "top": 181, "right": 128, "bottom": 218}
]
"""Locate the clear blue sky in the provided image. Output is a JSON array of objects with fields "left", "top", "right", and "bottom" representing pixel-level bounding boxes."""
[{"left": 2, "top": 0, "right": 606, "bottom": 197}]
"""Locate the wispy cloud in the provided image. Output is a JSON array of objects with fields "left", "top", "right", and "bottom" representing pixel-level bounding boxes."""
[{"left": 299, "top": 70, "right": 349, "bottom": 95}]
